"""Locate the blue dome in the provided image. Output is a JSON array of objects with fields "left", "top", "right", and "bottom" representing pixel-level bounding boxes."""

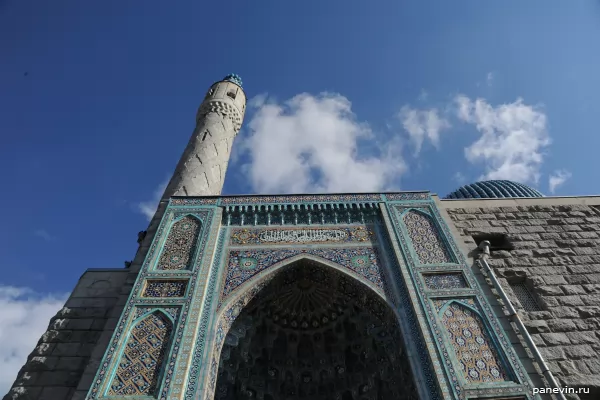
[
  {"left": 444, "top": 180, "right": 543, "bottom": 199},
  {"left": 223, "top": 74, "right": 243, "bottom": 88}
]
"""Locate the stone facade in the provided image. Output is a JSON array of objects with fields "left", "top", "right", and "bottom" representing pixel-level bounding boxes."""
[
  {"left": 438, "top": 195, "right": 600, "bottom": 400},
  {"left": 3, "top": 269, "right": 129, "bottom": 400}
]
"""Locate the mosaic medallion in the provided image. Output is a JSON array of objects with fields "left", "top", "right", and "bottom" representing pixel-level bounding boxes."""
[
  {"left": 157, "top": 216, "right": 202, "bottom": 270},
  {"left": 239, "top": 257, "right": 257, "bottom": 270}
]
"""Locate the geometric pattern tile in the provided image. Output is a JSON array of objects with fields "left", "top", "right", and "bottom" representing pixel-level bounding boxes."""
[
  {"left": 403, "top": 210, "right": 452, "bottom": 264},
  {"left": 437, "top": 301, "right": 509, "bottom": 384},
  {"left": 157, "top": 216, "right": 201, "bottom": 270},
  {"left": 424, "top": 273, "right": 467, "bottom": 290},
  {"left": 108, "top": 312, "right": 173, "bottom": 396},
  {"left": 220, "top": 247, "right": 385, "bottom": 306},
  {"left": 142, "top": 280, "right": 188, "bottom": 297}
]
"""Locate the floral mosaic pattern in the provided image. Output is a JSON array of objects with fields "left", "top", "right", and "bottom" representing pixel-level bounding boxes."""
[
  {"left": 436, "top": 301, "right": 509, "bottom": 384},
  {"left": 142, "top": 280, "right": 188, "bottom": 297},
  {"left": 424, "top": 273, "right": 467, "bottom": 290},
  {"left": 386, "top": 192, "right": 430, "bottom": 201},
  {"left": 229, "top": 225, "right": 374, "bottom": 245},
  {"left": 402, "top": 210, "right": 452, "bottom": 264},
  {"left": 108, "top": 312, "right": 173, "bottom": 396},
  {"left": 221, "top": 194, "right": 383, "bottom": 204},
  {"left": 170, "top": 198, "right": 218, "bottom": 206},
  {"left": 220, "top": 247, "right": 385, "bottom": 306},
  {"left": 157, "top": 215, "right": 201, "bottom": 270}
]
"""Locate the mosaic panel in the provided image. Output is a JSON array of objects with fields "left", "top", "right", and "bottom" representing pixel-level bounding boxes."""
[
  {"left": 220, "top": 247, "right": 385, "bottom": 305},
  {"left": 157, "top": 215, "right": 202, "bottom": 270},
  {"left": 387, "top": 204, "right": 530, "bottom": 399},
  {"left": 434, "top": 300, "right": 509, "bottom": 384},
  {"left": 142, "top": 280, "right": 188, "bottom": 297},
  {"left": 229, "top": 225, "right": 374, "bottom": 245},
  {"left": 88, "top": 208, "right": 215, "bottom": 400},
  {"left": 424, "top": 273, "right": 467, "bottom": 290},
  {"left": 108, "top": 312, "right": 173, "bottom": 396},
  {"left": 386, "top": 192, "right": 430, "bottom": 201},
  {"left": 170, "top": 198, "right": 218, "bottom": 206},
  {"left": 402, "top": 209, "right": 453, "bottom": 264},
  {"left": 220, "top": 193, "right": 383, "bottom": 204}
]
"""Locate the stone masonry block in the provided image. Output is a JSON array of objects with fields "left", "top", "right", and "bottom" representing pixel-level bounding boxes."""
[
  {"left": 66, "top": 319, "right": 94, "bottom": 330},
  {"left": 32, "top": 343, "right": 56, "bottom": 357},
  {"left": 55, "top": 357, "right": 86, "bottom": 371},
  {"left": 25, "top": 357, "right": 59, "bottom": 372},
  {"left": 543, "top": 275, "right": 568, "bottom": 285},
  {"left": 36, "top": 371, "right": 80, "bottom": 387},
  {"left": 557, "top": 296, "right": 585, "bottom": 307},
  {"left": 547, "top": 320, "right": 577, "bottom": 332},
  {"left": 39, "top": 387, "right": 73, "bottom": 400},
  {"left": 553, "top": 307, "right": 581, "bottom": 319},
  {"left": 538, "top": 346, "right": 566, "bottom": 361},
  {"left": 52, "top": 343, "right": 81, "bottom": 357},
  {"left": 2, "top": 386, "right": 43, "bottom": 400},
  {"left": 541, "top": 332, "right": 571, "bottom": 346},
  {"left": 564, "top": 345, "right": 595, "bottom": 360},
  {"left": 566, "top": 332, "right": 598, "bottom": 345},
  {"left": 523, "top": 320, "right": 550, "bottom": 334}
]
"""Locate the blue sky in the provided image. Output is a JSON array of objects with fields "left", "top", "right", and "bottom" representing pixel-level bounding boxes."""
[{"left": 1, "top": 0, "right": 600, "bottom": 390}]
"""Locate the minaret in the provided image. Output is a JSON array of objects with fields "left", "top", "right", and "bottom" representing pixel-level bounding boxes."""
[{"left": 162, "top": 74, "right": 246, "bottom": 198}]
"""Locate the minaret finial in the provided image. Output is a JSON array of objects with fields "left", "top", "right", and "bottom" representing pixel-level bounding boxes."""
[{"left": 223, "top": 73, "right": 242, "bottom": 88}]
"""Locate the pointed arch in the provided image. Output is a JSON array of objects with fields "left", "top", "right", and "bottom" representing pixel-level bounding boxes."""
[
  {"left": 436, "top": 299, "right": 511, "bottom": 384},
  {"left": 219, "top": 252, "right": 389, "bottom": 311},
  {"left": 400, "top": 208, "right": 454, "bottom": 265},
  {"left": 205, "top": 257, "right": 417, "bottom": 400},
  {"left": 107, "top": 310, "right": 174, "bottom": 397},
  {"left": 156, "top": 214, "right": 202, "bottom": 270}
]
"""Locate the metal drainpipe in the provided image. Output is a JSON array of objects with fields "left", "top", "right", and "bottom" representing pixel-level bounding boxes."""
[{"left": 477, "top": 240, "right": 566, "bottom": 400}]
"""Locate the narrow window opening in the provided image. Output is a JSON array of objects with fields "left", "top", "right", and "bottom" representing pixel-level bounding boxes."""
[
  {"left": 205, "top": 88, "right": 214, "bottom": 99},
  {"left": 227, "top": 90, "right": 237, "bottom": 100},
  {"left": 509, "top": 281, "right": 542, "bottom": 312},
  {"left": 472, "top": 233, "right": 513, "bottom": 252}
]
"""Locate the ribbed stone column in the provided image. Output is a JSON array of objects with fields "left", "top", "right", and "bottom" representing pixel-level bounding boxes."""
[{"left": 162, "top": 74, "right": 246, "bottom": 198}]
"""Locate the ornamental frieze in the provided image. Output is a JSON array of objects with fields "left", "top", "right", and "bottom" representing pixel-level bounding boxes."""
[{"left": 229, "top": 225, "right": 375, "bottom": 245}]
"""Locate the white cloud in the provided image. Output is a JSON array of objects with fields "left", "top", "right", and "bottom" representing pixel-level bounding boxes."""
[
  {"left": 0, "top": 286, "right": 68, "bottom": 394},
  {"left": 33, "top": 229, "right": 55, "bottom": 242},
  {"left": 455, "top": 95, "right": 550, "bottom": 184},
  {"left": 453, "top": 172, "right": 467, "bottom": 184},
  {"left": 548, "top": 170, "right": 571, "bottom": 194},
  {"left": 398, "top": 106, "right": 451, "bottom": 155},
  {"left": 240, "top": 93, "right": 407, "bottom": 194},
  {"left": 137, "top": 178, "right": 169, "bottom": 221}
]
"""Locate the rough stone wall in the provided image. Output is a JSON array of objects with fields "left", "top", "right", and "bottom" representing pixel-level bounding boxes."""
[
  {"left": 2, "top": 269, "right": 129, "bottom": 400},
  {"left": 439, "top": 197, "right": 600, "bottom": 400}
]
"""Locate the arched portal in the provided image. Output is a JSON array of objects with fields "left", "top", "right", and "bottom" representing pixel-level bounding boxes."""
[{"left": 213, "top": 259, "right": 418, "bottom": 400}]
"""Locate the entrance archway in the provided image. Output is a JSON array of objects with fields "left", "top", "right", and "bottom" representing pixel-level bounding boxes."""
[{"left": 214, "top": 259, "right": 418, "bottom": 400}]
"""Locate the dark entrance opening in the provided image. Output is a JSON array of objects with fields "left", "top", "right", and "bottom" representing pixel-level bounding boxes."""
[{"left": 215, "top": 260, "right": 419, "bottom": 399}]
